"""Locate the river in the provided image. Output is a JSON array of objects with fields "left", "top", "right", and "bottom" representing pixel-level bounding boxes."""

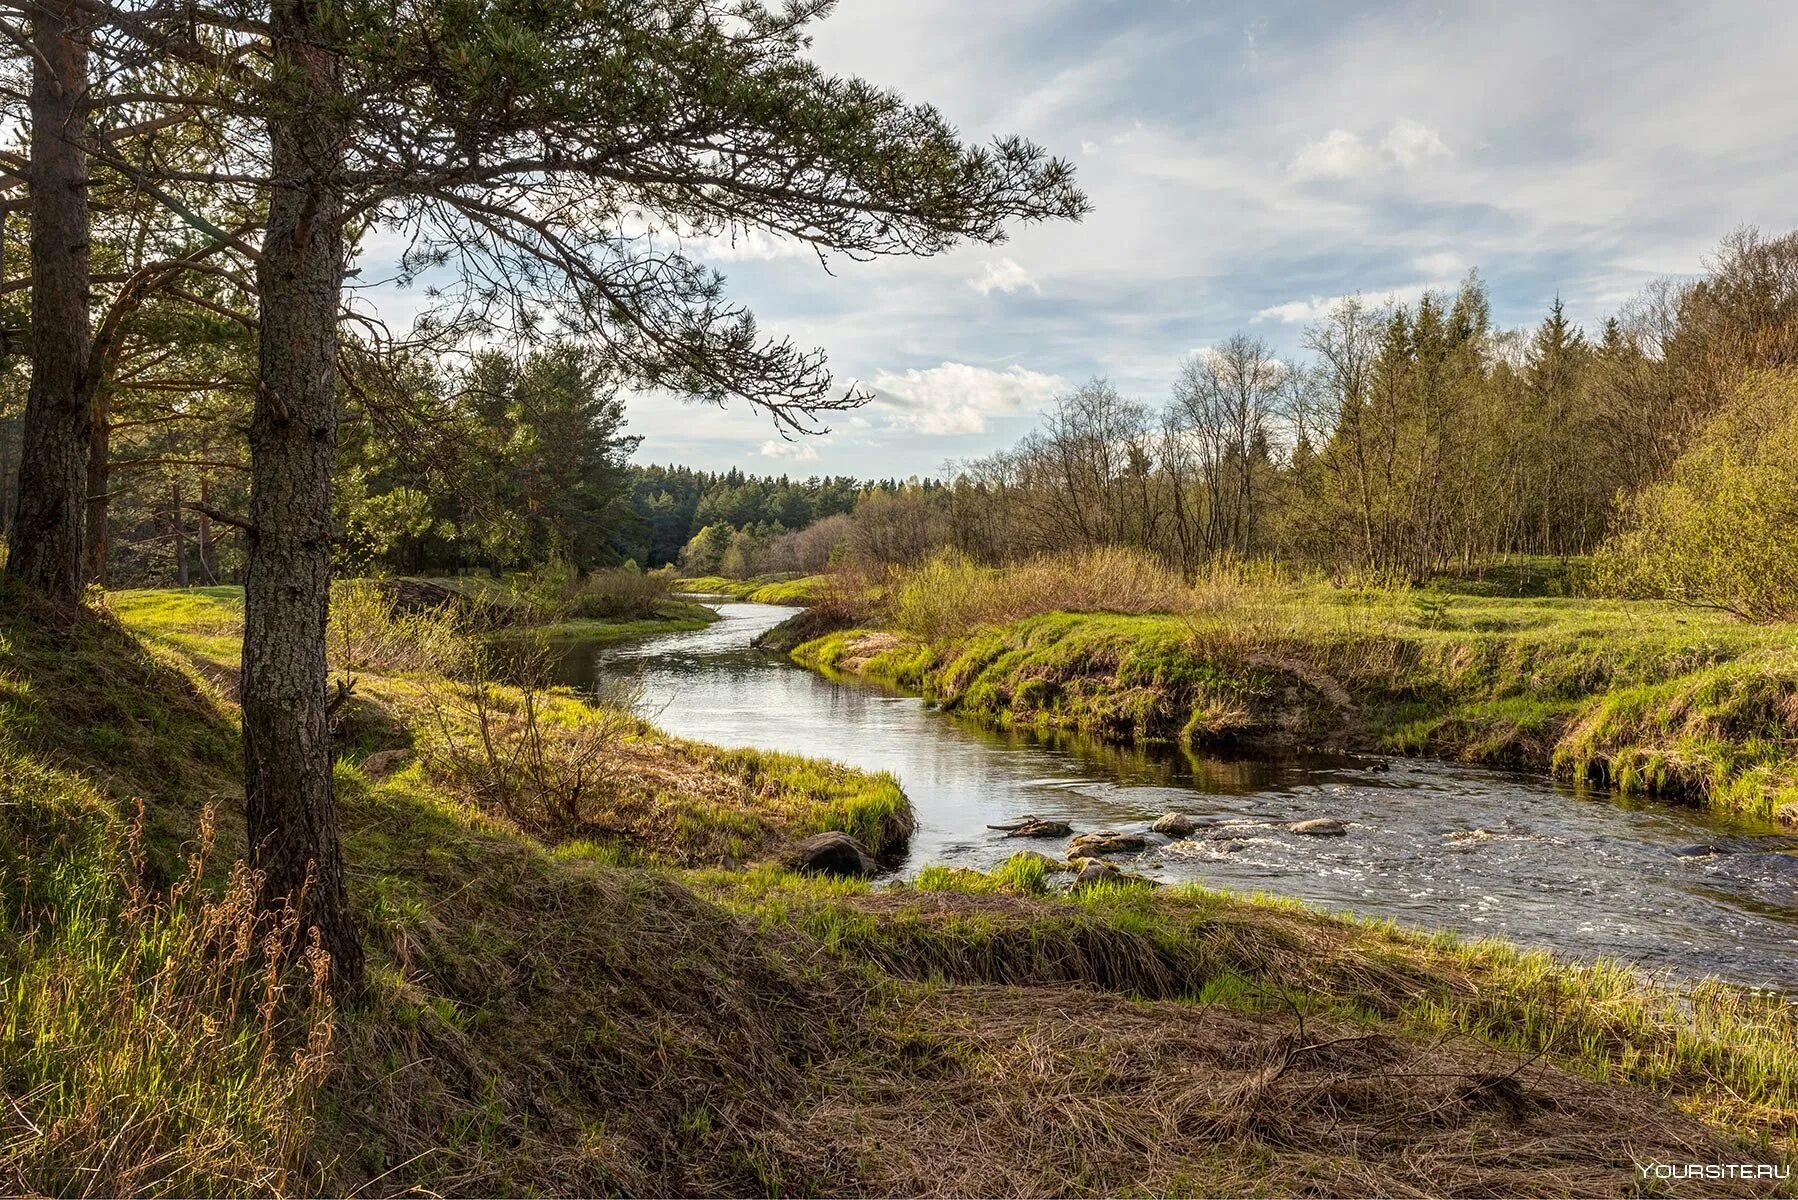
[{"left": 550, "top": 599, "right": 1798, "bottom": 990}]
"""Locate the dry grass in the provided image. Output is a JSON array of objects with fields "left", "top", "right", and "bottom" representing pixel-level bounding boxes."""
[
  {"left": 703, "top": 865, "right": 1798, "bottom": 1159},
  {"left": 889, "top": 547, "right": 1192, "bottom": 641},
  {"left": 0, "top": 801, "right": 333, "bottom": 1198},
  {"left": 814, "top": 985, "right": 1774, "bottom": 1198}
]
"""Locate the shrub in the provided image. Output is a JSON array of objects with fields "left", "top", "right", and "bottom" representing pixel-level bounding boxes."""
[
  {"left": 506, "top": 561, "right": 680, "bottom": 623},
  {"left": 565, "top": 564, "right": 679, "bottom": 620},
  {"left": 416, "top": 641, "right": 639, "bottom": 839},
  {"left": 327, "top": 579, "right": 471, "bottom": 676},
  {"left": 1595, "top": 370, "right": 1798, "bottom": 622}
]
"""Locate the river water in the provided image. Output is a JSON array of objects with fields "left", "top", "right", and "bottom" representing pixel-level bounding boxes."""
[{"left": 551, "top": 599, "right": 1798, "bottom": 990}]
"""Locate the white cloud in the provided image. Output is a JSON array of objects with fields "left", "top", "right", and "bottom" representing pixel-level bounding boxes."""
[
  {"left": 1254, "top": 282, "right": 1440, "bottom": 325},
  {"left": 1080, "top": 139, "right": 1100, "bottom": 155},
  {"left": 967, "top": 257, "right": 1041, "bottom": 296},
  {"left": 690, "top": 226, "right": 815, "bottom": 263},
  {"left": 1288, "top": 120, "right": 1451, "bottom": 181},
  {"left": 1252, "top": 297, "right": 1333, "bottom": 325},
  {"left": 1287, "top": 129, "right": 1376, "bottom": 180},
  {"left": 759, "top": 438, "right": 821, "bottom": 461},
  {"left": 1413, "top": 251, "right": 1464, "bottom": 276},
  {"left": 868, "top": 362, "right": 1065, "bottom": 435},
  {"left": 1381, "top": 118, "right": 1451, "bottom": 167}
]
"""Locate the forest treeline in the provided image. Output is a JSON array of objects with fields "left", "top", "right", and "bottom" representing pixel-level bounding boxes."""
[
  {"left": 829, "top": 226, "right": 1798, "bottom": 619},
  {"left": 12, "top": 221, "right": 1788, "bottom": 619},
  {"left": 0, "top": 341, "right": 875, "bottom": 583}
]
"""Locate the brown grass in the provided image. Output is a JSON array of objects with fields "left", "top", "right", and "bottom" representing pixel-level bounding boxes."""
[
  {"left": 890, "top": 547, "right": 1192, "bottom": 640},
  {"left": 814, "top": 985, "right": 1773, "bottom": 1198}
]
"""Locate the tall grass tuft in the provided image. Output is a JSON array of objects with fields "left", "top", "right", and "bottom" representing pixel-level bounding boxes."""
[
  {"left": 889, "top": 547, "right": 1192, "bottom": 640},
  {"left": 328, "top": 578, "right": 472, "bottom": 676},
  {"left": 1, "top": 803, "right": 334, "bottom": 1197}
]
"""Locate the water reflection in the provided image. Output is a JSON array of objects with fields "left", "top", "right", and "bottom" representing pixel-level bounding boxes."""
[{"left": 550, "top": 601, "right": 1798, "bottom": 989}]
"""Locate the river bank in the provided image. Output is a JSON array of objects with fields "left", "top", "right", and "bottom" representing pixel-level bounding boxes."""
[
  {"left": 675, "top": 572, "right": 831, "bottom": 604},
  {"left": 2, "top": 583, "right": 1791, "bottom": 1194},
  {"left": 560, "top": 599, "right": 1798, "bottom": 987},
  {"left": 784, "top": 586, "right": 1798, "bottom": 828}
]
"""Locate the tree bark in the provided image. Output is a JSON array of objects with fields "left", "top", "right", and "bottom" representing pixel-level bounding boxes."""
[
  {"left": 5, "top": 3, "right": 92, "bottom": 601},
  {"left": 82, "top": 387, "right": 108, "bottom": 585},
  {"left": 242, "top": 0, "right": 363, "bottom": 990}
]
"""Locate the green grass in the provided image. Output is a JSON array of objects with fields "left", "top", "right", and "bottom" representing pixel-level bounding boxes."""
[
  {"left": 674, "top": 573, "right": 830, "bottom": 604},
  {"left": 110, "top": 587, "right": 909, "bottom": 869},
  {"left": 113, "top": 583, "right": 722, "bottom": 659},
  {"left": 495, "top": 603, "right": 718, "bottom": 644},
  {"left": 795, "top": 581, "right": 1798, "bottom": 825}
]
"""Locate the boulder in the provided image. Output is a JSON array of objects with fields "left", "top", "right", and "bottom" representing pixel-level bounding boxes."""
[
  {"left": 1288, "top": 817, "right": 1348, "bottom": 837},
  {"left": 1066, "top": 830, "right": 1149, "bottom": 859},
  {"left": 1151, "top": 812, "right": 1201, "bottom": 837},
  {"left": 1005, "top": 818, "right": 1073, "bottom": 839},
  {"left": 1670, "top": 843, "right": 1722, "bottom": 858},
  {"left": 781, "top": 832, "right": 876, "bottom": 876}
]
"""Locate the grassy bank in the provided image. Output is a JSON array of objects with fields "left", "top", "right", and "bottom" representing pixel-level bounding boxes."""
[
  {"left": 110, "top": 586, "right": 908, "bottom": 866},
  {"left": 2, "top": 582, "right": 1790, "bottom": 1195},
  {"left": 676, "top": 573, "right": 830, "bottom": 604},
  {"left": 406, "top": 570, "right": 722, "bottom": 640},
  {"left": 793, "top": 570, "right": 1798, "bottom": 826}
]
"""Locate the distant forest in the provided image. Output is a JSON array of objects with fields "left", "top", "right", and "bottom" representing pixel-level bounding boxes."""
[{"left": 4, "top": 226, "right": 1792, "bottom": 622}]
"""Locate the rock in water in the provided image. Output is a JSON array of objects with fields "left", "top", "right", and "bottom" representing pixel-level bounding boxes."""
[
  {"left": 1288, "top": 817, "right": 1348, "bottom": 837},
  {"left": 1070, "top": 858, "right": 1122, "bottom": 889},
  {"left": 1151, "top": 812, "right": 1200, "bottom": 837},
  {"left": 1670, "top": 843, "right": 1722, "bottom": 858},
  {"left": 1067, "top": 830, "right": 1149, "bottom": 858},
  {"left": 989, "top": 816, "right": 1074, "bottom": 839},
  {"left": 781, "top": 832, "right": 876, "bottom": 876}
]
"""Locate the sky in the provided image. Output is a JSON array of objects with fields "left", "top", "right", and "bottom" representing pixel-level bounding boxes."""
[{"left": 370, "top": 0, "right": 1798, "bottom": 479}]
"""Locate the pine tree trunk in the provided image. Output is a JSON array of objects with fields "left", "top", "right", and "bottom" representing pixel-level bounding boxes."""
[
  {"left": 82, "top": 388, "right": 108, "bottom": 585},
  {"left": 5, "top": 3, "right": 92, "bottom": 601},
  {"left": 241, "top": 0, "right": 363, "bottom": 990}
]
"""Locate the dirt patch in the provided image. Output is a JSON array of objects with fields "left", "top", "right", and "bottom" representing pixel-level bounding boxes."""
[{"left": 836, "top": 632, "right": 904, "bottom": 674}]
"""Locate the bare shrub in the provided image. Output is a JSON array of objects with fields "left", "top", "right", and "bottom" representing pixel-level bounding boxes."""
[{"left": 417, "top": 640, "right": 640, "bottom": 838}]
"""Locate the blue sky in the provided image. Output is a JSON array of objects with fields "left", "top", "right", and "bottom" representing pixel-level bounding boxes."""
[{"left": 369, "top": 0, "right": 1798, "bottom": 478}]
